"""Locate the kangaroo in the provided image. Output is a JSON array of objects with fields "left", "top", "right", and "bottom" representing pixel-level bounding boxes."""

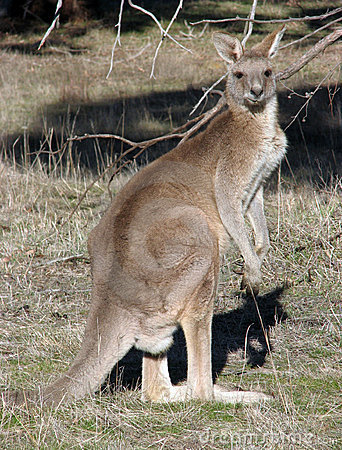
[{"left": 7, "top": 28, "right": 287, "bottom": 406}]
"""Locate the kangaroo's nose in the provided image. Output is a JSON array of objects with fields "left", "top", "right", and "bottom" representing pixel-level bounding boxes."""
[{"left": 250, "top": 87, "right": 263, "bottom": 98}]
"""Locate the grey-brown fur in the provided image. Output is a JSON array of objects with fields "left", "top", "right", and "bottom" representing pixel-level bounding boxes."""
[{"left": 7, "top": 28, "right": 287, "bottom": 406}]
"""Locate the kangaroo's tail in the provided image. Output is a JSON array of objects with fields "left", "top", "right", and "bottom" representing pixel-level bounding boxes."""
[{"left": 5, "top": 301, "right": 135, "bottom": 407}]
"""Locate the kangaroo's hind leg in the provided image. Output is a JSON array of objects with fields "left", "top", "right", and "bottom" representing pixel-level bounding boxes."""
[
  {"left": 142, "top": 353, "right": 173, "bottom": 401},
  {"left": 140, "top": 262, "right": 218, "bottom": 404},
  {"left": 180, "top": 271, "right": 271, "bottom": 404},
  {"left": 139, "top": 210, "right": 220, "bottom": 403},
  {"left": 179, "top": 257, "right": 218, "bottom": 401},
  {"left": 141, "top": 249, "right": 219, "bottom": 403}
]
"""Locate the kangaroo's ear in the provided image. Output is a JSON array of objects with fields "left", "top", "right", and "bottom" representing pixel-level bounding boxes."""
[
  {"left": 213, "top": 32, "right": 243, "bottom": 63},
  {"left": 251, "top": 25, "right": 286, "bottom": 59}
]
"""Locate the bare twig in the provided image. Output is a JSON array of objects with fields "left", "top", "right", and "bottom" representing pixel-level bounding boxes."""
[
  {"left": 190, "top": 6, "right": 342, "bottom": 26},
  {"left": 106, "top": 0, "right": 125, "bottom": 78},
  {"left": 190, "top": 70, "right": 229, "bottom": 116},
  {"left": 180, "top": 20, "right": 208, "bottom": 39},
  {"left": 28, "top": 134, "right": 137, "bottom": 157},
  {"left": 279, "top": 81, "right": 312, "bottom": 100},
  {"left": 279, "top": 16, "right": 342, "bottom": 50},
  {"left": 211, "top": 89, "right": 224, "bottom": 97},
  {"left": 115, "top": 41, "right": 151, "bottom": 64},
  {"left": 241, "top": 0, "right": 258, "bottom": 49},
  {"left": 106, "top": 0, "right": 189, "bottom": 77},
  {"left": 33, "top": 254, "right": 86, "bottom": 268},
  {"left": 283, "top": 62, "right": 341, "bottom": 131},
  {"left": 127, "top": 0, "right": 191, "bottom": 55},
  {"left": 276, "top": 28, "right": 342, "bottom": 81},
  {"left": 150, "top": 0, "right": 184, "bottom": 78},
  {"left": 38, "top": 0, "right": 62, "bottom": 50}
]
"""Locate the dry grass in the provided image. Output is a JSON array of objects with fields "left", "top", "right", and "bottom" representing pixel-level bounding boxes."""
[
  {"left": 1, "top": 1, "right": 342, "bottom": 448},
  {"left": 0, "top": 160, "right": 341, "bottom": 448}
]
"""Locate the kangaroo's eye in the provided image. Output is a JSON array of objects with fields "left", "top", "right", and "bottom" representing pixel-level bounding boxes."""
[
  {"left": 264, "top": 69, "right": 272, "bottom": 77},
  {"left": 234, "top": 72, "right": 244, "bottom": 79}
]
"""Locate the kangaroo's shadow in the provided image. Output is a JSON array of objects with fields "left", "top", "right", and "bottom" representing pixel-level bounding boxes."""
[{"left": 106, "top": 286, "right": 287, "bottom": 392}]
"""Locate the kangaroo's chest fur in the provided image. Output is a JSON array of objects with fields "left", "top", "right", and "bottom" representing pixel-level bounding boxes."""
[{"left": 216, "top": 97, "right": 287, "bottom": 211}]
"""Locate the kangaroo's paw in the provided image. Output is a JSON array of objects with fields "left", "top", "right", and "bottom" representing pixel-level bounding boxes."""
[
  {"left": 142, "top": 384, "right": 214, "bottom": 403},
  {"left": 241, "top": 274, "right": 261, "bottom": 297},
  {"left": 168, "top": 385, "right": 188, "bottom": 401}
]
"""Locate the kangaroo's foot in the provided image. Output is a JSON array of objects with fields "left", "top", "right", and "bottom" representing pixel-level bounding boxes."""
[
  {"left": 142, "top": 384, "right": 271, "bottom": 404},
  {"left": 213, "top": 385, "right": 271, "bottom": 404}
]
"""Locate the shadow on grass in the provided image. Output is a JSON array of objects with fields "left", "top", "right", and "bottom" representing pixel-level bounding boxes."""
[
  {"left": 106, "top": 286, "right": 287, "bottom": 393},
  {"left": 2, "top": 87, "right": 220, "bottom": 170},
  {"left": 3, "top": 82, "right": 342, "bottom": 185}
]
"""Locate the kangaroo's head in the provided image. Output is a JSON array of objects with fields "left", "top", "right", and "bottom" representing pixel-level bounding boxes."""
[{"left": 213, "top": 27, "right": 285, "bottom": 112}]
